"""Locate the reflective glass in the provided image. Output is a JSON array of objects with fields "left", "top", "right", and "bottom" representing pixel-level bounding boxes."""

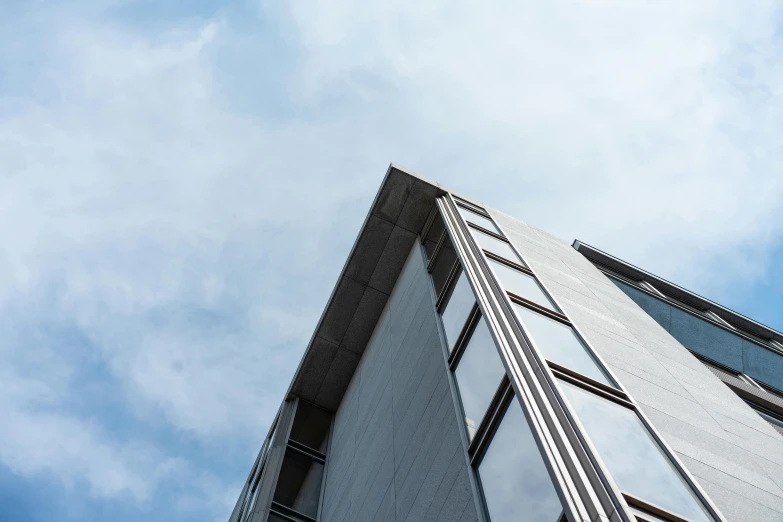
[
  {"left": 440, "top": 269, "right": 476, "bottom": 353},
  {"left": 489, "top": 259, "right": 557, "bottom": 311},
  {"left": 559, "top": 381, "right": 712, "bottom": 522},
  {"left": 471, "top": 228, "right": 523, "bottom": 265},
  {"left": 478, "top": 398, "right": 562, "bottom": 522},
  {"left": 458, "top": 205, "right": 500, "bottom": 234},
  {"left": 290, "top": 401, "right": 331, "bottom": 453},
  {"left": 454, "top": 318, "right": 506, "bottom": 440},
  {"left": 273, "top": 449, "right": 325, "bottom": 519},
  {"left": 424, "top": 212, "right": 446, "bottom": 261},
  {"left": 514, "top": 304, "right": 614, "bottom": 387},
  {"left": 430, "top": 235, "right": 457, "bottom": 297}
]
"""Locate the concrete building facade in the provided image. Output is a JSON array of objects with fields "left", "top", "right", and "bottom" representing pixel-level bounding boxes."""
[{"left": 228, "top": 166, "right": 783, "bottom": 522}]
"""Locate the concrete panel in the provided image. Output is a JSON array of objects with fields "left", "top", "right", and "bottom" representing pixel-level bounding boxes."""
[
  {"left": 320, "top": 244, "right": 476, "bottom": 522},
  {"left": 344, "top": 215, "right": 395, "bottom": 285}
]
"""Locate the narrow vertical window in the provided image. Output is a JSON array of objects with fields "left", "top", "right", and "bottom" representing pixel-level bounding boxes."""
[
  {"left": 559, "top": 380, "right": 712, "bottom": 522},
  {"left": 470, "top": 227, "right": 523, "bottom": 265},
  {"left": 488, "top": 258, "right": 557, "bottom": 311},
  {"left": 477, "top": 396, "right": 563, "bottom": 522},
  {"left": 440, "top": 268, "right": 476, "bottom": 353},
  {"left": 453, "top": 317, "right": 507, "bottom": 440},
  {"left": 514, "top": 303, "right": 614, "bottom": 388},
  {"left": 457, "top": 205, "right": 501, "bottom": 235}
]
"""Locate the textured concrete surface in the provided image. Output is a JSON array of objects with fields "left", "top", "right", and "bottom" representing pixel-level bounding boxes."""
[
  {"left": 319, "top": 244, "right": 478, "bottom": 522},
  {"left": 490, "top": 208, "right": 783, "bottom": 522}
]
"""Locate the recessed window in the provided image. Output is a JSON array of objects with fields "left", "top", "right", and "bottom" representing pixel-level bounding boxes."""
[
  {"left": 457, "top": 205, "right": 501, "bottom": 234},
  {"left": 272, "top": 448, "right": 325, "bottom": 520},
  {"left": 477, "top": 396, "right": 562, "bottom": 522},
  {"left": 454, "top": 317, "right": 506, "bottom": 440},
  {"left": 440, "top": 269, "right": 476, "bottom": 353},
  {"left": 514, "top": 304, "right": 614, "bottom": 387},
  {"left": 558, "top": 380, "right": 712, "bottom": 522},
  {"left": 289, "top": 401, "right": 331, "bottom": 454},
  {"left": 424, "top": 212, "right": 446, "bottom": 262},
  {"left": 488, "top": 259, "right": 557, "bottom": 311},
  {"left": 470, "top": 228, "right": 523, "bottom": 265},
  {"left": 430, "top": 235, "right": 458, "bottom": 297}
]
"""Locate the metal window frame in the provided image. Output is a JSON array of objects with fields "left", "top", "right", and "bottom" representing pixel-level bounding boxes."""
[{"left": 442, "top": 194, "right": 727, "bottom": 522}]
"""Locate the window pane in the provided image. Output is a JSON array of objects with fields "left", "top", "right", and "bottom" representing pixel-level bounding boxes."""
[
  {"left": 514, "top": 304, "right": 614, "bottom": 387},
  {"left": 424, "top": 212, "right": 446, "bottom": 261},
  {"left": 489, "top": 259, "right": 556, "bottom": 311},
  {"left": 559, "top": 381, "right": 712, "bottom": 522},
  {"left": 290, "top": 401, "right": 331, "bottom": 453},
  {"left": 268, "top": 514, "right": 290, "bottom": 522},
  {"left": 471, "top": 228, "right": 523, "bottom": 265},
  {"left": 458, "top": 205, "right": 500, "bottom": 234},
  {"left": 430, "top": 235, "right": 457, "bottom": 297},
  {"left": 478, "top": 398, "right": 562, "bottom": 522},
  {"left": 273, "top": 449, "right": 325, "bottom": 519},
  {"left": 441, "top": 269, "right": 476, "bottom": 353},
  {"left": 454, "top": 318, "right": 506, "bottom": 440}
]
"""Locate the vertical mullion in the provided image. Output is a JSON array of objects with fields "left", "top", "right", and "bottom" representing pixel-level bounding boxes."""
[{"left": 439, "top": 195, "right": 617, "bottom": 522}]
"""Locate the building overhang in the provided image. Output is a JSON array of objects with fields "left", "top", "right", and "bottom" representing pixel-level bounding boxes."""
[{"left": 286, "top": 164, "right": 446, "bottom": 411}]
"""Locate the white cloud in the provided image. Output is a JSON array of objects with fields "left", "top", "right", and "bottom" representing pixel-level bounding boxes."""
[{"left": 1, "top": 0, "right": 783, "bottom": 519}]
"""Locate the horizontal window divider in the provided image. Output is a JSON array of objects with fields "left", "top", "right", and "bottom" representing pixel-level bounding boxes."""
[
  {"left": 448, "top": 304, "right": 481, "bottom": 370},
  {"left": 436, "top": 262, "right": 462, "bottom": 312},
  {"left": 270, "top": 501, "right": 317, "bottom": 522},
  {"left": 624, "top": 493, "right": 692, "bottom": 522},
  {"left": 469, "top": 377, "right": 512, "bottom": 467},
  {"left": 508, "top": 293, "right": 569, "bottom": 323},
  {"left": 427, "top": 230, "right": 448, "bottom": 272},
  {"left": 467, "top": 222, "right": 508, "bottom": 241},
  {"left": 453, "top": 197, "right": 488, "bottom": 215},
  {"left": 285, "top": 441, "right": 326, "bottom": 463},
  {"left": 551, "top": 367, "right": 634, "bottom": 409},
  {"left": 484, "top": 251, "right": 531, "bottom": 273},
  {"left": 547, "top": 361, "right": 628, "bottom": 401}
]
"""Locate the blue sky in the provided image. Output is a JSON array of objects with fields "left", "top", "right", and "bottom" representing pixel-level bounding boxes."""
[{"left": 1, "top": 1, "right": 782, "bottom": 521}]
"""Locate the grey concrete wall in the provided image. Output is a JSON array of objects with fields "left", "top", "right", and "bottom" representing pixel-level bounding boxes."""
[
  {"left": 614, "top": 280, "right": 783, "bottom": 391},
  {"left": 489, "top": 209, "right": 783, "bottom": 522},
  {"left": 320, "top": 244, "right": 478, "bottom": 522}
]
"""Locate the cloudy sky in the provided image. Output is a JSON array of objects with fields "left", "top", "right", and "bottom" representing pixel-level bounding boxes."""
[{"left": 1, "top": 0, "right": 782, "bottom": 521}]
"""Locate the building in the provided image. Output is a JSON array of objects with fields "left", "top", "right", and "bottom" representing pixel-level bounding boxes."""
[{"left": 228, "top": 165, "right": 783, "bottom": 522}]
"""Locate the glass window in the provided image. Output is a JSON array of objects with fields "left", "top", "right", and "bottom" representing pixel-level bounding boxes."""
[
  {"left": 559, "top": 381, "right": 712, "bottom": 522},
  {"left": 430, "top": 235, "right": 457, "bottom": 297},
  {"left": 458, "top": 205, "right": 500, "bottom": 234},
  {"left": 424, "top": 212, "right": 446, "bottom": 261},
  {"left": 454, "top": 318, "right": 506, "bottom": 440},
  {"left": 489, "top": 259, "right": 557, "bottom": 311},
  {"left": 471, "top": 228, "right": 523, "bottom": 265},
  {"left": 514, "top": 304, "right": 614, "bottom": 387},
  {"left": 290, "top": 401, "right": 331, "bottom": 453},
  {"left": 478, "top": 398, "right": 562, "bottom": 522},
  {"left": 268, "top": 514, "right": 290, "bottom": 522},
  {"left": 272, "top": 448, "right": 325, "bottom": 519},
  {"left": 440, "top": 269, "right": 476, "bottom": 353}
]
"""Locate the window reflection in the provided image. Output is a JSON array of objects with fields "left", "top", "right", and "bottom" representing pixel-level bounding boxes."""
[
  {"left": 514, "top": 304, "right": 614, "bottom": 387},
  {"left": 489, "top": 259, "right": 557, "bottom": 311},
  {"left": 441, "top": 269, "right": 476, "bottom": 353},
  {"left": 478, "top": 397, "right": 562, "bottom": 522},
  {"left": 454, "top": 318, "right": 506, "bottom": 440},
  {"left": 470, "top": 228, "right": 523, "bottom": 265},
  {"left": 457, "top": 206, "right": 500, "bottom": 234},
  {"left": 559, "top": 381, "right": 712, "bottom": 522}
]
